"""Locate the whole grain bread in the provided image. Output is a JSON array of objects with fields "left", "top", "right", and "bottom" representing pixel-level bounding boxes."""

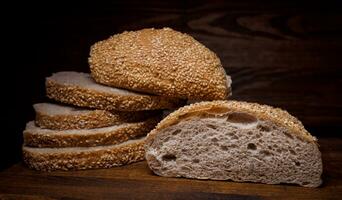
[
  {"left": 89, "top": 27, "right": 230, "bottom": 100},
  {"left": 34, "top": 103, "right": 160, "bottom": 130},
  {"left": 24, "top": 116, "right": 159, "bottom": 148},
  {"left": 46, "top": 71, "right": 183, "bottom": 111},
  {"left": 145, "top": 101, "right": 323, "bottom": 187},
  {"left": 23, "top": 137, "right": 145, "bottom": 171}
]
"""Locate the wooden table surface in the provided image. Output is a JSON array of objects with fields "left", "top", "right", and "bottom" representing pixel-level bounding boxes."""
[
  {"left": 0, "top": 138, "right": 341, "bottom": 200},
  {"left": 3, "top": 0, "right": 342, "bottom": 199}
]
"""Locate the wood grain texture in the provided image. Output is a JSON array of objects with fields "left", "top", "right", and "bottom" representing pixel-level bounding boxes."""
[{"left": 0, "top": 138, "right": 341, "bottom": 200}]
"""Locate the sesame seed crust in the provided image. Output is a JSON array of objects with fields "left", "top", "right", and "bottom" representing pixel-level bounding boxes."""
[
  {"left": 145, "top": 101, "right": 317, "bottom": 149},
  {"left": 34, "top": 103, "right": 161, "bottom": 130},
  {"left": 89, "top": 27, "right": 229, "bottom": 100},
  {"left": 46, "top": 73, "right": 183, "bottom": 111},
  {"left": 23, "top": 138, "right": 145, "bottom": 171},
  {"left": 24, "top": 116, "right": 160, "bottom": 148}
]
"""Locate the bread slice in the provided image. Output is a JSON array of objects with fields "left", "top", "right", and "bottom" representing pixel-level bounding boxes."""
[
  {"left": 46, "top": 71, "right": 183, "bottom": 111},
  {"left": 89, "top": 27, "right": 230, "bottom": 100},
  {"left": 23, "top": 137, "right": 145, "bottom": 171},
  {"left": 34, "top": 103, "right": 160, "bottom": 130},
  {"left": 24, "top": 116, "right": 159, "bottom": 148},
  {"left": 145, "top": 101, "right": 323, "bottom": 187}
]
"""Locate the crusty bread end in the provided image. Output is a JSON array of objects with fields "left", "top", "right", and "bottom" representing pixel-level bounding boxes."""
[{"left": 145, "top": 101, "right": 322, "bottom": 187}]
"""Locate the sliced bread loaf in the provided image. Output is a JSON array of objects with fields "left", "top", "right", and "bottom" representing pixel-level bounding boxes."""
[
  {"left": 23, "top": 137, "right": 145, "bottom": 171},
  {"left": 46, "top": 71, "right": 183, "bottom": 111},
  {"left": 24, "top": 116, "right": 159, "bottom": 148},
  {"left": 145, "top": 101, "right": 323, "bottom": 187},
  {"left": 89, "top": 27, "right": 230, "bottom": 100},
  {"left": 34, "top": 103, "right": 160, "bottom": 130}
]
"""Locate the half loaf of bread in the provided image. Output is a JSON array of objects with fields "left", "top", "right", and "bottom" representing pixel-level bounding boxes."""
[
  {"left": 34, "top": 103, "right": 160, "bottom": 130},
  {"left": 89, "top": 27, "right": 230, "bottom": 100},
  {"left": 23, "top": 137, "right": 145, "bottom": 171},
  {"left": 24, "top": 116, "right": 159, "bottom": 147},
  {"left": 145, "top": 101, "right": 322, "bottom": 187},
  {"left": 46, "top": 71, "right": 183, "bottom": 111}
]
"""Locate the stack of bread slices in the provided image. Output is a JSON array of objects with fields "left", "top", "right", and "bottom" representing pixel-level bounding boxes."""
[
  {"left": 23, "top": 28, "right": 232, "bottom": 171},
  {"left": 22, "top": 71, "right": 183, "bottom": 171}
]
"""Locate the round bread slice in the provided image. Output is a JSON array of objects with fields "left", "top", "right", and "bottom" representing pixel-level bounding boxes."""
[
  {"left": 89, "top": 27, "right": 230, "bottom": 100},
  {"left": 145, "top": 101, "right": 323, "bottom": 187},
  {"left": 24, "top": 116, "right": 159, "bottom": 148},
  {"left": 34, "top": 103, "right": 161, "bottom": 130},
  {"left": 23, "top": 137, "right": 145, "bottom": 171},
  {"left": 46, "top": 71, "right": 183, "bottom": 111}
]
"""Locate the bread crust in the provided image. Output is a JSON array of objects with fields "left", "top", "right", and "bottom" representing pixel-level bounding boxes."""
[
  {"left": 34, "top": 103, "right": 161, "bottom": 130},
  {"left": 46, "top": 74, "right": 183, "bottom": 111},
  {"left": 23, "top": 139, "right": 145, "bottom": 171},
  {"left": 146, "top": 100, "right": 317, "bottom": 148},
  {"left": 89, "top": 28, "right": 229, "bottom": 100},
  {"left": 24, "top": 117, "right": 159, "bottom": 148}
]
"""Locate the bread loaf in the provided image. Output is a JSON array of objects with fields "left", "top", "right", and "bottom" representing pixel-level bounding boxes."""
[
  {"left": 145, "top": 101, "right": 323, "bottom": 187},
  {"left": 89, "top": 28, "right": 231, "bottom": 100}
]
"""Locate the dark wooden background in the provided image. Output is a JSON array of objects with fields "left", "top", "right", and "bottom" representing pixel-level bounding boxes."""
[
  {"left": 1, "top": 0, "right": 342, "bottom": 195},
  {"left": 1, "top": 0, "right": 342, "bottom": 199}
]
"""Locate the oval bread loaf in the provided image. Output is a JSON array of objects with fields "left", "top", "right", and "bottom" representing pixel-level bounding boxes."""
[
  {"left": 89, "top": 28, "right": 230, "bottom": 100},
  {"left": 145, "top": 101, "right": 323, "bottom": 187}
]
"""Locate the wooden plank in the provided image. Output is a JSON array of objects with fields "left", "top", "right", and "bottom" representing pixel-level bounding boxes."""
[{"left": 0, "top": 138, "right": 341, "bottom": 200}]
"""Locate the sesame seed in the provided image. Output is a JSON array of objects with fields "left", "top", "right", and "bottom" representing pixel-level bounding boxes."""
[{"left": 89, "top": 28, "right": 230, "bottom": 100}]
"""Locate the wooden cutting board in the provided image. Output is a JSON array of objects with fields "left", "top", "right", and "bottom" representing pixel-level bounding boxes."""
[{"left": 0, "top": 138, "right": 341, "bottom": 200}]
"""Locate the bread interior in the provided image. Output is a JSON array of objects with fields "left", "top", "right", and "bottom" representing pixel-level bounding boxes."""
[{"left": 146, "top": 112, "right": 322, "bottom": 187}]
